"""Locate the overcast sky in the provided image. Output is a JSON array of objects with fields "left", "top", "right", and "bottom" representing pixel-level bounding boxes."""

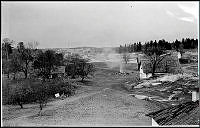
[{"left": 1, "top": 2, "right": 199, "bottom": 48}]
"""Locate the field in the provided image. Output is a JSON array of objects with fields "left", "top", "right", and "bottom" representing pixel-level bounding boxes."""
[{"left": 2, "top": 49, "right": 199, "bottom": 126}]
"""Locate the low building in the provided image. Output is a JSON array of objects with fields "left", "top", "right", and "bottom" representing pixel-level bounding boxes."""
[
  {"left": 138, "top": 52, "right": 183, "bottom": 79},
  {"left": 146, "top": 87, "right": 199, "bottom": 126},
  {"left": 50, "top": 66, "right": 66, "bottom": 78},
  {"left": 146, "top": 100, "right": 199, "bottom": 126}
]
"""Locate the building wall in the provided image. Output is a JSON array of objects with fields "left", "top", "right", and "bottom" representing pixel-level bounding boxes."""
[
  {"left": 192, "top": 91, "right": 199, "bottom": 101},
  {"left": 140, "top": 64, "right": 152, "bottom": 79}
]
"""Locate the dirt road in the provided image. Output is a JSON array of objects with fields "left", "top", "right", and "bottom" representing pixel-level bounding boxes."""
[{"left": 3, "top": 88, "right": 152, "bottom": 126}]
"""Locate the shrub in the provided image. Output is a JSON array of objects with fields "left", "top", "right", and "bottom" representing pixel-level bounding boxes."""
[
  {"left": 8, "top": 81, "right": 33, "bottom": 108},
  {"left": 46, "top": 80, "right": 77, "bottom": 97},
  {"left": 3, "top": 78, "right": 77, "bottom": 110}
]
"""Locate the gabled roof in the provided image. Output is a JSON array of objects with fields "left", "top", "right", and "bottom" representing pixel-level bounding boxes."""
[
  {"left": 146, "top": 100, "right": 199, "bottom": 125},
  {"left": 189, "top": 87, "right": 199, "bottom": 92}
]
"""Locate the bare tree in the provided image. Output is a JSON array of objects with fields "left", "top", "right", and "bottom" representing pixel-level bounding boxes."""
[
  {"left": 144, "top": 48, "right": 171, "bottom": 77},
  {"left": 136, "top": 57, "right": 141, "bottom": 71},
  {"left": 17, "top": 42, "right": 34, "bottom": 79},
  {"left": 2, "top": 38, "right": 13, "bottom": 78},
  {"left": 36, "top": 83, "right": 48, "bottom": 111}
]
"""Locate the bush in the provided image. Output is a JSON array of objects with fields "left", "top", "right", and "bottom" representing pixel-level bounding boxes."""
[
  {"left": 46, "top": 80, "right": 77, "bottom": 97},
  {"left": 3, "top": 78, "right": 77, "bottom": 110},
  {"left": 8, "top": 81, "right": 33, "bottom": 108}
]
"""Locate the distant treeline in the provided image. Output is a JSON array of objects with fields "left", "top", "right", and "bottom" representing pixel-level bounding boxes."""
[{"left": 118, "top": 38, "right": 198, "bottom": 53}]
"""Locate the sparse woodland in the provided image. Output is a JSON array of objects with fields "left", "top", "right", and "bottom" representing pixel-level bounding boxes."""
[{"left": 2, "top": 38, "right": 95, "bottom": 110}]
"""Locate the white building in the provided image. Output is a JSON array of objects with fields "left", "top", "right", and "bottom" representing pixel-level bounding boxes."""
[{"left": 190, "top": 87, "right": 199, "bottom": 102}]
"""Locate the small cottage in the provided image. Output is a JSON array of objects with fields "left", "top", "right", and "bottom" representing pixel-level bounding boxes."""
[
  {"left": 139, "top": 59, "right": 152, "bottom": 79},
  {"left": 50, "top": 66, "right": 66, "bottom": 79},
  {"left": 138, "top": 52, "right": 183, "bottom": 79}
]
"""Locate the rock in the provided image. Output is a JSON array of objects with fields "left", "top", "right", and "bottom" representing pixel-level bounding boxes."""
[
  {"left": 55, "top": 93, "right": 60, "bottom": 98},
  {"left": 134, "top": 81, "right": 151, "bottom": 88},
  {"left": 124, "top": 83, "right": 134, "bottom": 90},
  {"left": 134, "top": 95, "right": 149, "bottom": 100},
  {"left": 151, "top": 82, "right": 161, "bottom": 86}
]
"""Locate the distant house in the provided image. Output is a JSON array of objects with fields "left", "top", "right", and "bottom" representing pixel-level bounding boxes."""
[
  {"left": 146, "top": 100, "right": 199, "bottom": 126},
  {"left": 50, "top": 66, "right": 66, "bottom": 78},
  {"left": 180, "top": 52, "right": 198, "bottom": 63},
  {"left": 139, "top": 59, "right": 152, "bottom": 79},
  {"left": 177, "top": 51, "right": 182, "bottom": 59}
]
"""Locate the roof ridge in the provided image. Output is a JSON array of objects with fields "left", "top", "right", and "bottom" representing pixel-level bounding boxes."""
[{"left": 145, "top": 100, "right": 199, "bottom": 125}]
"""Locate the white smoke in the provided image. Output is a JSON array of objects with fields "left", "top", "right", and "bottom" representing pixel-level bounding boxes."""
[{"left": 91, "top": 47, "right": 122, "bottom": 69}]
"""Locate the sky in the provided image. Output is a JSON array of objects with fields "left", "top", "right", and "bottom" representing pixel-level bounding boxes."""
[{"left": 1, "top": 1, "right": 199, "bottom": 48}]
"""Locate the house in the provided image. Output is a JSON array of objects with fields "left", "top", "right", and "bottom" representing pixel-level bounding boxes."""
[
  {"left": 139, "top": 58, "right": 152, "bottom": 79},
  {"left": 146, "top": 87, "right": 199, "bottom": 126},
  {"left": 146, "top": 100, "right": 199, "bottom": 126},
  {"left": 181, "top": 52, "right": 198, "bottom": 63},
  {"left": 138, "top": 52, "right": 183, "bottom": 79},
  {"left": 50, "top": 66, "right": 66, "bottom": 78}
]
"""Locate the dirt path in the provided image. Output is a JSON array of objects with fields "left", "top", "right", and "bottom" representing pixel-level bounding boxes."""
[
  {"left": 3, "top": 88, "right": 151, "bottom": 126},
  {"left": 3, "top": 86, "right": 153, "bottom": 126}
]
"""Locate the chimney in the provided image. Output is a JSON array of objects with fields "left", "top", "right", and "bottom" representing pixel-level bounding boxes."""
[
  {"left": 139, "top": 64, "right": 146, "bottom": 79},
  {"left": 191, "top": 88, "right": 199, "bottom": 102},
  {"left": 177, "top": 52, "right": 181, "bottom": 59}
]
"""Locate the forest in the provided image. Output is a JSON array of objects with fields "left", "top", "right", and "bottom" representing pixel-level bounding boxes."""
[{"left": 118, "top": 38, "right": 198, "bottom": 53}]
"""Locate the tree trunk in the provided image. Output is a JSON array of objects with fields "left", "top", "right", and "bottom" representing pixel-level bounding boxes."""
[
  {"left": 17, "top": 100, "right": 23, "bottom": 109},
  {"left": 39, "top": 101, "right": 43, "bottom": 110},
  {"left": 24, "top": 70, "right": 28, "bottom": 79},
  {"left": 152, "top": 62, "right": 156, "bottom": 77},
  {"left": 20, "top": 103, "right": 23, "bottom": 109},
  {"left": 81, "top": 76, "right": 84, "bottom": 82},
  {"left": 13, "top": 73, "right": 16, "bottom": 80},
  {"left": 138, "top": 62, "right": 141, "bottom": 71}
]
